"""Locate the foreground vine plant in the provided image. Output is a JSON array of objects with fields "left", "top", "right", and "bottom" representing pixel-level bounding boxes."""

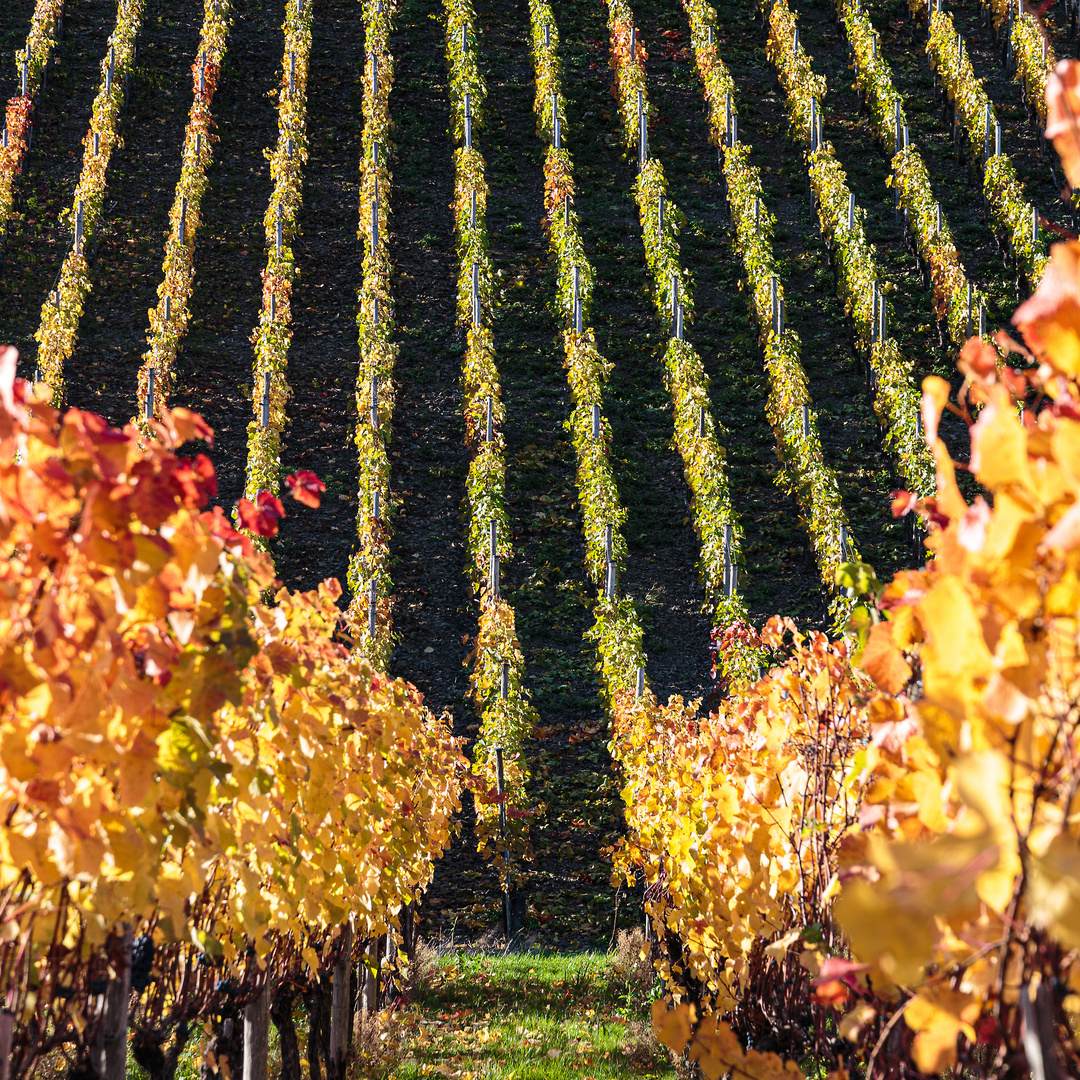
[
  {"left": 0, "top": 345, "right": 465, "bottom": 1076},
  {"left": 646, "top": 59, "right": 1080, "bottom": 1080}
]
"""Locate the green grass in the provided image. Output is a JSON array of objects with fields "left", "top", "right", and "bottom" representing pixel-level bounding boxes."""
[{"left": 383, "top": 948, "right": 675, "bottom": 1080}]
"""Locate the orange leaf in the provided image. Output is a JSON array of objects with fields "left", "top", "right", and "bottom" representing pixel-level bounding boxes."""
[{"left": 859, "top": 621, "right": 912, "bottom": 695}]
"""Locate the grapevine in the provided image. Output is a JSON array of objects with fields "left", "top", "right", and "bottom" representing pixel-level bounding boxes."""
[
  {"left": 837, "top": 0, "right": 990, "bottom": 352},
  {"left": 679, "top": 0, "right": 858, "bottom": 621},
  {"left": 0, "top": 0, "right": 65, "bottom": 240},
  {"left": 243, "top": 0, "right": 313, "bottom": 508},
  {"left": 445, "top": 0, "right": 537, "bottom": 885},
  {"left": 526, "top": 0, "right": 649, "bottom": 709},
  {"left": 603, "top": 0, "right": 756, "bottom": 680},
  {"left": 33, "top": 0, "right": 145, "bottom": 403},
  {"left": 133, "top": 0, "right": 233, "bottom": 429},
  {"left": 345, "top": 0, "right": 399, "bottom": 668},
  {"left": 763, "top": 0, "right": 934, "bottom": 497},
  {"left": 923, "top": 4, "right": 1048, "bottom": 285}
]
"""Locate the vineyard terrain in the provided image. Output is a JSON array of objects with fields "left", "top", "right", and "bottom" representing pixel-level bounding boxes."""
[{"left": 1, "top": 0, "right": 1078, "bottom": 1072}]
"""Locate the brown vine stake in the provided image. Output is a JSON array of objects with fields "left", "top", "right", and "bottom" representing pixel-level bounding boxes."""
[
  {"left": 327, "top": 922, "right": 353, "bottom": 1080},
  {"left": 243, "top": 987, "right": 270, "bottom": 1080}
]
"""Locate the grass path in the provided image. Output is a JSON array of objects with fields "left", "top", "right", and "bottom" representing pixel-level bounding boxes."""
[
  {"left": 377, "top": 948, "right": 674, "bottom": 1080},
  {"left": 136, "top": 945, "right": 673, "bottom": 1080}
]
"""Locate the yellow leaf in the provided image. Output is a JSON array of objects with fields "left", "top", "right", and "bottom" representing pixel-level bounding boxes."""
[{"left": 651, "top": 998, "right": 694, "bottom": 1053}]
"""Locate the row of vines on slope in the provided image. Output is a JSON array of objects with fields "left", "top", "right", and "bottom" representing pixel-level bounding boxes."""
[
  {"left": 134, "top": 0, "right": 232, "bottom": 430},
  {"left": 676, "top": 0, "right": 857, "bottom": 623},
  {"left": 346, "top": 0, "right": 399, "bottom": 667},
  {"left": 0, "top": 346, "right": 465, "bottom": 1078},
  {"left": 34, "top": 0, "right": 144, "bottom": 403},
  {"left": 980, "top": 0, "right": 1056, "bottom": 125},
  {"left": 0, "top": 0, "right": 65, "bottom": 240},
  {"left": 444, "top": 0, "right": 537, "bottom": 886},
  {"left": 524, "top": 0, "right": 649, "bottom": 708},
  {"left": 603, "top": 0, "right": 762, "bottom": 684},
  {"left": 242, "top": 0, "right": 313, "bottom": 513},
  {"left": 921, "top": 1, "right": 1048, "bottom": 285},
  {"left": 839, "top": 0, "right": 989, "bottom": 351},
  {"left": 763, "top": 0, "right": 935, "bottom": 500}
]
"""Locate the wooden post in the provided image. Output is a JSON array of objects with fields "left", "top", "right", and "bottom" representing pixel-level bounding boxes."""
[
  {"left": 0, "top": 1010, "right": 14, "bottom": 1080},
  {"left": 92, "top": 929, "right": 132, "bottom": 1080},
  {"left": 243, "top": 987, "right": 270, "bottom": 1080},
  {"left": 495, "top": 748, "right": 511, "bottom": 940},
  {"left": 360, "top": 937, "right": 379, "bottom": 1015},
  {"left": 328, "top": 922, "right": 354, "bottom": 1080}
]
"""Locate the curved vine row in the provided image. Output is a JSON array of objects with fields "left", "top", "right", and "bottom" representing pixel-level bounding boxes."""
[
  {"left": 525, "top": 0, "right": 650, "bottom": 713},
  {"left": 134, "top": 0, "right": 232, "bottom": 430},
  {"left": 763, "top": 0, "right": 934, "bottom": 497},
  {"left": 346, "top": 0, "right": 398, "bottom": 667},
  {"left": 922, "top": 3, "right": 1048, "bottom": 285},
  {"left": 445, "top": 0, "right": 537, "bottom": 884},
  {"left": 678, "top": 0, "right": 857, "bottom": 621},
  {"left": 33, "top": 0, "right": 145, "bottom": 403},
  {"left": 837, "top": 0, "right": 990, "bottom": 354},
  {"left": 243, "top": 0, "right": 313, "bottom": 506},
  {"left": 978, "top": 0, "right": 1054, "bottom": 126},
  {"left": 0, "top": 0, "right": 65, "bottom": 241},
  {"left": 603, "top": 0, "right": 758, "bottom": 678}
]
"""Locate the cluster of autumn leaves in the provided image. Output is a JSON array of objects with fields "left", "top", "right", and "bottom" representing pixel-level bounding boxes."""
[
  {"left": 0, "top": 345, "right": 464, "bottom": 992},
  {"left": 629, "top": 58, "right": 1080, "bottom": 1080}
]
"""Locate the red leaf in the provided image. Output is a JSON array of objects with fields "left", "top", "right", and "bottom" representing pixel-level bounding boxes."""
[
  {"left": 285, "top": 470, "right": 326, "bottom": 509},
  {"left": 889, "top": 490, "right": 917, "bottom": 518},
  {"left": 238, "top": 491, "right": 286, "bottom": 537}
]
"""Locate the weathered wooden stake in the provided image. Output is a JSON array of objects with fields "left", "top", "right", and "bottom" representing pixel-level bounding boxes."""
[
  {"left": 489, "top": 520, "right": 499, "bottom": 596},
  {"left": 91, "top": 930, "right": 132, "bottom": 1080},
  {"left": 635, "top": 666, "right": 645, "bottom": 697},
  {"left": 0, "top": 1010, "right": 13, "bottom": 1080},
  {"left": 591, "top": 403, "right": 600, "bottom": 440},
  {"left": 145, "top": 368, "right": 154, "bottom": 421},
  {"left": 500, "top": 661, "right": 509, "bottom": 699},
  {"left": 260, "top": 372, "right": 271, "bottom": 428},
  {"left": 637, "top": 90, "right": 646, "bottom": 164},
  {"left": 368, "top": 576, "right": 378, "bottom": 637},
  {"left": 328, "top": 922, "right": 354, "bottom": 1080},
  {"left": 243, "top": 988, "right": 270, "bottom": 1080},
  {"left": 495, "top": 747, "right": 512, "bottom": 938},
  {"left": 485, "top": 395, "right": 492, "bottom": 442}
]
